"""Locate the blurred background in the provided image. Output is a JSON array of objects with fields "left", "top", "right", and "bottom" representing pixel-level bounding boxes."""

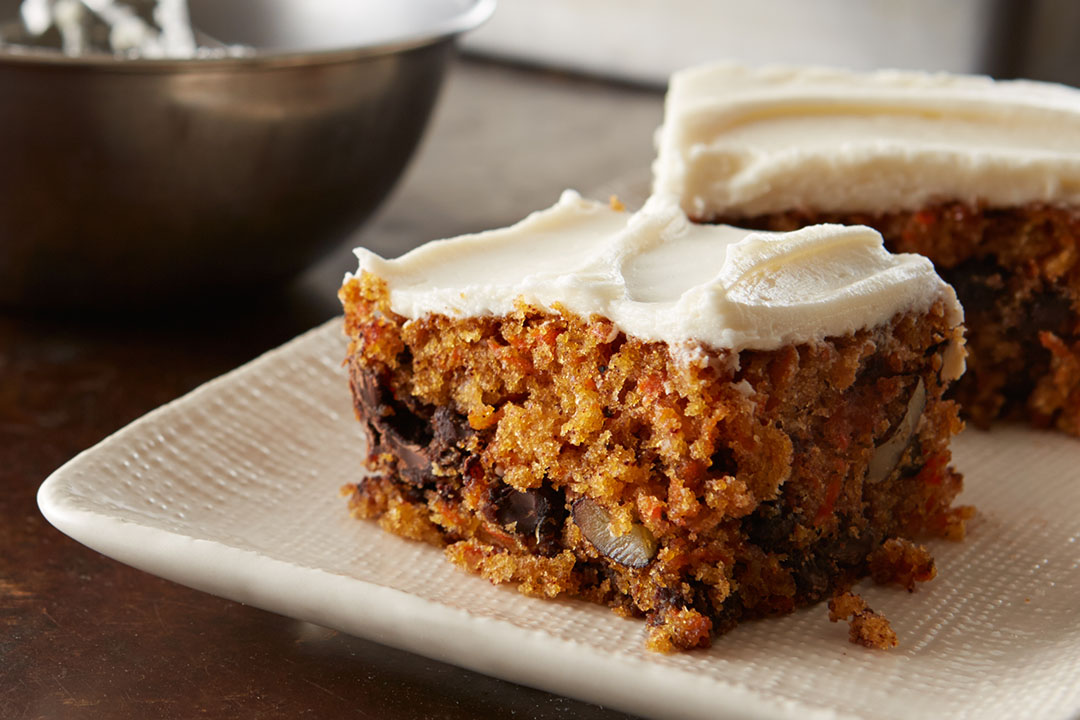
[{"left": 462, "top": 0, "right": 1080, "bottom": 88}]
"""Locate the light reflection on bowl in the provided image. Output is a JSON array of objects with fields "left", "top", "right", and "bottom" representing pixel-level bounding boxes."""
[{"left": 0, "top": 0, "right": 494, "bottom": 309}]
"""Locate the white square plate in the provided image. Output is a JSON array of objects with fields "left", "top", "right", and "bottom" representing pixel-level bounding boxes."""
[{"left": 38, "top": 319, "right": 1080, "bottom": 720}]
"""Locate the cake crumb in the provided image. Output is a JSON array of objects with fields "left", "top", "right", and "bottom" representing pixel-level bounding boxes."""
[
  {"left": 828, "top": 590, "right": 868, "bottom": 621},
  {"left": 609, "top": 195, "right": 626, "bottom": 212},
  {"left": 446, "top": 538, "right": 578, "bottom": 598},
  {"left": 645, "top": 606, "right": 712, "bottom": 653},
  {"left": 828, "top": 592, "right": 898, "bottom": 649},
  {"left": 939, "top": 504, "right": 976, "bottom": 541},
  {"left": 868, "top": 537, "right": 936, "bottom": 591}
]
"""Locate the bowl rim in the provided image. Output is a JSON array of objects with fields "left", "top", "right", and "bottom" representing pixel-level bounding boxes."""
[{"left": 0, "top": 0, "right": 495, "bottom": 71}]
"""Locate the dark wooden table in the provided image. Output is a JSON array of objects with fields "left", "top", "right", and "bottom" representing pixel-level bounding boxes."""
[{"left": 1, "top": 59, "right": 663, "bottom": 719}]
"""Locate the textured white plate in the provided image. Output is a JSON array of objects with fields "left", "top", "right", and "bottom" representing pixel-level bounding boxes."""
[{"left": 38, "top": 319, "right": 1080, "bottom": 720}]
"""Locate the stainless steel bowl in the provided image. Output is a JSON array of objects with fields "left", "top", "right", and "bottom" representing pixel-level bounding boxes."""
[{"left": 0, "top": 0, "right": 494, "bottom": 308}]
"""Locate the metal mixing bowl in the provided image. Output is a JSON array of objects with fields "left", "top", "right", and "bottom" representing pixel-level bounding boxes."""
[{"left": 0, "top": 0, "right": 494, "bottom": 308}]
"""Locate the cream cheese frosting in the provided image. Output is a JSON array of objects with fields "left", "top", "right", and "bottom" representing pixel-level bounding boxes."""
[
  {"left": 350, "top": 191, "right": 962, "bottom": 360},
  {"left": 652, "top": 63, "right": 1080, "bottom": 218}
]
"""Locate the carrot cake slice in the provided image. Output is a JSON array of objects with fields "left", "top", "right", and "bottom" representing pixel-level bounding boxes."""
[
  {"left": 339, "top": 191, "right": 968, "bottom": 651},
  {"left": 653, "top": 63, "right": 1080, "bottom": 433}
]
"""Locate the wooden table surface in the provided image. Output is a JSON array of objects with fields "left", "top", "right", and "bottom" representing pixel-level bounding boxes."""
[{"left": 1, "top": 59, "right": 664, "bottom": 719}]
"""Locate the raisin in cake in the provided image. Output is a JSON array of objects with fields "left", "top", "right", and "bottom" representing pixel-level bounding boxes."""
[
  {"left": 339, "top": 191, "right": 968, "bottom": 651},
  {"left": 653, "top": 63, "right": 1080, "bottom": 433}
]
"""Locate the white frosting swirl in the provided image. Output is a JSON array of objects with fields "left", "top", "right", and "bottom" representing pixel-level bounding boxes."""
[
  {"left": 349, "top": 191, "right": 961, "bottom": 356},
  {"left": 652, "top": 63, "right": 1080, "bottom": 217}
]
